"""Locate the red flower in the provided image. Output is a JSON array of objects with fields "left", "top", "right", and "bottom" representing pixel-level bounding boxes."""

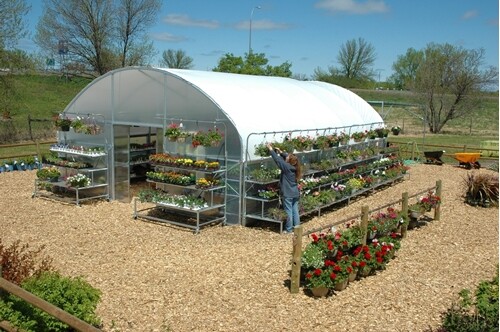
[
  {"left": 359, "top": 261, "right": 366, "bottom": 268},
  {"left": 314, "top": 269, "right": 322, "bottom": 276},
  {"left": 376, "top": 257, "right": 383, "bottom": 263},
  {"left": 330, "top": 272, "right": 337, "bottom": 280},
  {"left": 305, "top": 273, "right": 312, "bottom": 279},
  {"left": 351, "top": 261, "right": 358, "bottom": 268},
  {"left": 333, "top": 265, "right": 341, "bottom": 272},
  {"left": 364, "top": 253, "right": 371, "bottom": 260},
  {"left": 325, "top": 260, "right": 335, "bottom": 267},
  {"left": 311, "top": 234, "right": 319, "bottom": 242},
  {"left": 347, "top": 267, "right": 353, "bottom": 273}
]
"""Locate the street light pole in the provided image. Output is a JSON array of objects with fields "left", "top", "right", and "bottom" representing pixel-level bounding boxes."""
[{"left": 249, "top": 6, "right": 261, "bottom": 54}]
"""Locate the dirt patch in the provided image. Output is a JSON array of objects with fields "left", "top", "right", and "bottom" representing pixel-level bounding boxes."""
[{"left": 0, "top": 164, "right": 498, "bottom": 332}]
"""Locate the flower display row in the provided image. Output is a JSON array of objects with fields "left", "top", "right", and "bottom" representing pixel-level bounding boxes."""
[
  {"left": 146, "top": 171, "right": 196, "bottom": 186},
  {"left": 137, "top": 188, "right": 208, "bottom": 210},
  {"left": 43, "top": 155, "right": 91, "bottom": 169},
  {"left": 301, "top": 219, "right": 403, "bottom": 296},
  {"left": 149, "top": 153, "right": 220, "bottom": 171},
  {"left": 0, "top": 156, "right": 41, "bottom": 172},
  {"left": 164, "top": 123, "right": 224, "bottom": 148},
  {"left": 195, "top": 177, "right": 222, "bottom": 189},
  {"left": 50, "top": 144, "right": 106, "bottom": 156},
  {"left": 253, "top": 129, "right": 393, "bottom": 157}
]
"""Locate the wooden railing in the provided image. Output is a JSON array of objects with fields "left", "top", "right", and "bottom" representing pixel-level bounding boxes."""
[
  {"left": 0, "top": 141, "right": 55, "bottom": 160},
  {"left": 0, "top": 267, "right": 101, "bottom": 332},
  {"left": 289, "top": 180, "right": 442, "bottom": 294}
]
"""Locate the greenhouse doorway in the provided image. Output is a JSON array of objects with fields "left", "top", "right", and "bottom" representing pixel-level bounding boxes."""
[{"left": 113, "top": 125, "right": 158, "bottom": 203}]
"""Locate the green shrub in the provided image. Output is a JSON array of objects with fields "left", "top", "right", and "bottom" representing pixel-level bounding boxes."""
[
  {"left": 430, "top": 271, "right": 499, "bottom": 332},
  {"left": 0, "top": 271, "right": 102, "bottom": 331}
]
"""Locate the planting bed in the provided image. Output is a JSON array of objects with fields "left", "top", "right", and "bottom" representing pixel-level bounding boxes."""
[{"left": 0, "top": 164, "right": 498, "bottom": 332}]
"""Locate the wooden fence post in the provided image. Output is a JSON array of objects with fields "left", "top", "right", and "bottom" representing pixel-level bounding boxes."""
[
  {"left": 290, "top": 225, "right": 303, "bottom": 294},
  {"left": 401, "top": 192, "right": 409, "bottom": 238},
  {"left": 411, "top": 141, "right": 416, "bottom": 160},
  {"left": 360, "top": 205, "right": 369, "bottom": 246},
  {"left": 434, "top": 180, "right": 442, "bottom": 221}
]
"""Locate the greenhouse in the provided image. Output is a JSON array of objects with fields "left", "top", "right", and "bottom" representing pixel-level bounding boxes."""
[{"left": 50, "top": 67, "right": 386, "bottom": 230}]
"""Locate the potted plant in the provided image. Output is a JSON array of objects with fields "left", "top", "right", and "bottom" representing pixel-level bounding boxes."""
[
  {"left": 291, "top": 135, "right": 313, "bottom": 151},
  {"left": 304, "top": 266, "right": 335, "bottom": 297},
  {"left": 391, "top": 126, "right": 401, "bottom": 135},
  {"left": 36, "top": 167, "right": 61, "bottom": 182},
  {"left": 268, "top": 207, "right": 288, "bottom": 221},
  {"left": 66, "top": 173, "right": 91, "bottom": 188},
  {"left": 418, "top": 191, "right": 441, "bottom": 211},
  {"left": 55, "top": 117, "right": 72, "bottom": 131},
  {"left": 313, "top": 135, "right": 330, "bottom": 150},
  {"left": 254, "top": 142, "right": 271, "bottom": 157},
  {"left": 375, "top": 127, "right": 389, "bottom": 138},
  {"left": 165, "top": 123, "right": 183, "bottom": 141},
  {"left": 350, "top": 131, "right": 366, "bottom": 142}
]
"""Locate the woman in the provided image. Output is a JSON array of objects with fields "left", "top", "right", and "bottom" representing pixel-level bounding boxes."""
[{"left": 267, "top": 143, "right": 302, "bottom": 234}]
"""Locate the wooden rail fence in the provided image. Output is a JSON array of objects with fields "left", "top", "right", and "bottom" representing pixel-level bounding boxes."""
[
  {"left": 0, "top": 266, "right": 101, "bottom": 332},
  {"left": 290, "top": 180, "right": 442, "bottom": 294}
]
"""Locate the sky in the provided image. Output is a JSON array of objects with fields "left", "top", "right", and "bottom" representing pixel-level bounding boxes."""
[{"left": 20, "top": 0, "right": 499, "bottom": 81}]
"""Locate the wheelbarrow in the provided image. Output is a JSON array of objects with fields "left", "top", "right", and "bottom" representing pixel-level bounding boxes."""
[
  {"left": 454, "top": 152, "right": 481, "bottom": 169},
  {"left": 424, "top": 150, "right": 445, "bottom": 165}
]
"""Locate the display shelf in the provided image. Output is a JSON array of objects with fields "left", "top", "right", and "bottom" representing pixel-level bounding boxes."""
[
  {"left": 242, "top": 142, "right": 404, "bottom": 233},
  {"left": 133, "top": 198, "right": 224, "bottom": 233},
  {"left": 134, "top": 119, "right": 228, "bottom": 233},
  {"left": 36, "top": 144, "right": 110, "bottom": 205}
]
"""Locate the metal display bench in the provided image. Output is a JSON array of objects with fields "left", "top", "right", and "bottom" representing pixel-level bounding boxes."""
[
  {"left": 242, "top": 126, "right": 402, "bottom": 233},
  {"left": 32, "top": 147, "right": 110, "bottom": 206},
  {"left": 133, "top": 119, "right": 227, "bottom": 233}
]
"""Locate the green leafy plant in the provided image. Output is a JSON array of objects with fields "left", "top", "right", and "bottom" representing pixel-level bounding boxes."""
[
  {"left": 254, "top": 143, "right": 271, "bottom": 157},
  {"left": 267, "top": 207, "right": 287, "bottom": 221},
  {"left": 1, "top": 272, "right": 102, "bottom": 331},
  {"left": 36, "top": 167, "right": 61, "bottom": 181},
  {"left": 431, "top": 271, "right": 499, "bottom": 332}
]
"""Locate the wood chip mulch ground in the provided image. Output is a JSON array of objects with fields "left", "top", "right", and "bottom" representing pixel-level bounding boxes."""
[{"left": 1, "top": 163, "right": 498, "bottom": 332}]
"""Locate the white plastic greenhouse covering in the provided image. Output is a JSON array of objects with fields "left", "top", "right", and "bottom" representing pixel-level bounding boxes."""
[{"left": 64, "top": 67, "right": 383, "bottom": 161}]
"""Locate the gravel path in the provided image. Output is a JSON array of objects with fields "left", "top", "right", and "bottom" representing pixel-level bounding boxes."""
[{"left": 0, "top": 163, "right": 498, "bottom": 332}]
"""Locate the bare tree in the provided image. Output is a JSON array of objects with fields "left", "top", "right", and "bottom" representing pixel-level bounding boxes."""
[
  {"left": 337, "top": 37, "right": 376, "bottom": 80},
  {"left": 414, "top": 43, "right": 498, "bottom": 133},
  {"left": 0, "top": 0, "right": 30, "bottom": 49},
  {"left": 116, "top": 0, "right": 161, "bottom": 67},
  {"left": 35, "top": 0, "right": 161, "bottom": 76},
  {"left": 160, "top": 49, "right": 194, "bottom": 69}
]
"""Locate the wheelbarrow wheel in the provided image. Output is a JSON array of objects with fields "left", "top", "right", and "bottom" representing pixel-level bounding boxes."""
[{"left": 474, "top": 161, "right": 481, "bottom": 169}]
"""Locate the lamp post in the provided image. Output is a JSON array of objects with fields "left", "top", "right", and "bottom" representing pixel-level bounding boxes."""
[{"left": 249, "top": 6, "right": 261, "bottom": 54}]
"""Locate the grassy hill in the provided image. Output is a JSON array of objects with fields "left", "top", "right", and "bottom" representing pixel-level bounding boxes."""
[{"left": 0, "top": 74, "right": 498, "bottom": 144}]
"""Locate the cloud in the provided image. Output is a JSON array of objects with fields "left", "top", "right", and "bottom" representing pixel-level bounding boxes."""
[
  {"left": 150, "top": 32, "right": 188, "bottom": 43},
  {"left": 462, "top": 10, "right": 478, "bottom": 20},
  {"left": 200, "top": 50, "right": 225, "bottom": 57},
  {"left": 315, "top": 0, "right": 389, "bottom": 14},
  {"left": 234, "top": 19, "right": 293, "bottom": 30},
  {"left": 162, "top": 14, "right": 219, "bottom": 29}
]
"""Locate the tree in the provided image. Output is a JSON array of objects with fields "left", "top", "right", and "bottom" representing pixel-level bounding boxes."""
[
  {"left": 0, "top": 0, "right": 30, "bottom": 49},
  {"left": 116, "top": 0, "right": 161, "bottom": 67},
  {"left": 160, "top": 49, "right": 194, "bottom": 69},
  {"left": 213, "top": 52, "right": 292, "bottom": 77},
  {"left": 35, "top": 0, "right": 161, "bottom": 76},
  {"left": 389, "top": 48, "right": 424, "bottom": 90},
  {"left": 413, "top": 43, "right": 498, "bottom": 133},
  {"left": 337, "top": 38, "right": 376, "bottom": 80}
]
